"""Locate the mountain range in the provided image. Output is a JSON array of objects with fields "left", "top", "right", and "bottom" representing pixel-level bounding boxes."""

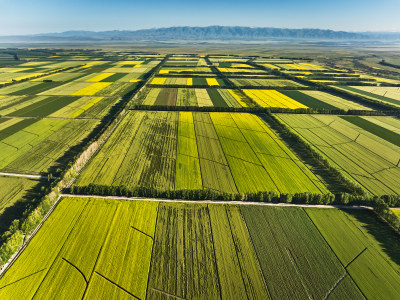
[{"left": 1, "top": 26, "right": 400, "bottom": 42}]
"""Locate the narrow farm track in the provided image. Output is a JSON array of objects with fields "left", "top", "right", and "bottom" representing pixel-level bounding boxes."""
[
  {"left": 59, "top": 193, "right": 373, "bottom": 210},
  {"left": 0, "top": 172, "right": 50, "bottom": 180}
]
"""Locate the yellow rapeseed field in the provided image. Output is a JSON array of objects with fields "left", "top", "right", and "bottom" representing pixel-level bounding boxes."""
[
  {"left": 243, "top": 90, "right": 307, "bottom": 109},
  {"left": 71, "top": 82, "right": 112, "bottom": 96},
  {"left": 151, "top": 78, "right": 167, "bottom": 85},
  {"left": 228, "top": 89, "right": 250, "bottom": 107},
  {"left": 85, "top": 73, "right": 115, "bottom": 82},
  {"left": 187, "top": 78, "right": 193, "bottom": 85},
  {"left": 118, "top": 61, "right": 144, "bottom": 65},
  {"left": 206, "top": 78, "right": 219, "bottom": 86}
]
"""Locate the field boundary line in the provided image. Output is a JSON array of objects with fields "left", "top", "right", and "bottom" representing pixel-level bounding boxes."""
[
  {"left": 95, "top": 271, "right": 140, "bottom": 300},
  {"left": 60, "top": 193, "right": 373, "bottom": 210},
  {"left": 345, "top": 247, "right": 367, "bottom": 269},
  {"left": 0, "top": 268, "right": 46, "bottom": 290},
  {"left": 61, "top": 257, "right": 88, "bottom": 283},
  {"left": 130, "top": 226, "right": 153, "bottom": 241}
]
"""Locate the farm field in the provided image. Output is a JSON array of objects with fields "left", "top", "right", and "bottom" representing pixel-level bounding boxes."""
[
  {"left": 0, "top": 117, "right": 98, "bottom": 174},
  {"left": 1, "top": 197, "right": 399, "bottom": 299},
  {"left": 280, "top": 90, "right": 373, "bottom": 111},
  {"left": 276, "top": 114, "right": 400, "bottom": 195},
  {"left": 243, "top": 89, "right": 307, "bottom": 109},
  {"left": 0, "top": 55, "right": 163, "bottom": 120},
  {"left": 0, "top": 176, "right": 39, "bottom": 229},
  {"left": 336, "top": 86, "right": 400, "bottom": 108},
  {"left": 137, "top": 87, "right": 254, "bottom": 107},
  {"left": 74, "top": 110, "right": 328, "bottom": 194}
]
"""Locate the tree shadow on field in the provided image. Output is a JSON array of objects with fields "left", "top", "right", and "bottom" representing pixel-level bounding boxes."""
[
  {"left": 342, "top": 208, "right": 400, "bottom": 267},
  {"left": 0, "top": 177, "right": 47, "bottom": 241}
]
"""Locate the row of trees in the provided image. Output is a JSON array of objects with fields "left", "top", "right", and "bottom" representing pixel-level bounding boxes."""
[
  {"left": 130, "top": 104, "right": 396, "bottom": 117},
  {"left": 69, "top": 184, "right": 400, "bottom": 207}
]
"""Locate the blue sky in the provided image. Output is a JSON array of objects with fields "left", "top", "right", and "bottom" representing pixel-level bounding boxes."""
[{"left": 1, "top": 0, "right": 400, "bottom": 35}]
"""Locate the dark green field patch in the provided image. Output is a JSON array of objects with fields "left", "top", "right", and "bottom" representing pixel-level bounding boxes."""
[
  {"left": 155, "top": 88, "right": 178, "bottom": 106},
  {"left": 8, "top": 96, "right": 79, "bottom": 117},
  {"left": 281, "top": 90, "right": 338, "bottom": 110},
  {"left": 218, "top": 62, "right": 232, "bottom": 67},
  {"left": 242, "top": 206, "right": 351, "bottom": 300},
  {"left": 216, "top": 78, "right": 227, "bottom": 87},
  {"left": 207, "top": 89, "right": 228, "bottom": 107},
  {"left": 193, "top": 78, "right": 207, "bottom": 85},
  {"left": 10, "top": 81, "right": 65, "bottom": 96},
  {"left": 100, "top": 73, "right": 127, "bottom": 82},
  {"left": 340, "top": 116, "right": 400, "bottom": 147},
  {"left": 0, "top": 119, "right": 38, "bottom": 141},
  {"left": 0, "top": 95, "right": 36, "bottom": 112}
]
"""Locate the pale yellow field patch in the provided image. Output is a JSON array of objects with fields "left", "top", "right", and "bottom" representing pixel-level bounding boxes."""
[
  {"left": 71, "top": 82, "right": 112, "bottom": 96},
  {"left": 5, "top": 68, "right": 33, "bottom": 73}
]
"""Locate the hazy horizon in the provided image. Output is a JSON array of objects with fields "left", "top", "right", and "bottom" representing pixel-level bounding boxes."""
[{"left": 1, "top": 0, "right": 400, "bottom": 36}]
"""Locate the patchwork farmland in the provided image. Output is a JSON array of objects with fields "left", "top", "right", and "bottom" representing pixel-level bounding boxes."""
[
  {"left": 1, "top": 197, "right": 399, "bottom": 299},
  {"left": 0, "top": 49, "right": 400, "bottom": 299},
  {"left": 74, "top": 111, "right": 327, "bottom": 195}
]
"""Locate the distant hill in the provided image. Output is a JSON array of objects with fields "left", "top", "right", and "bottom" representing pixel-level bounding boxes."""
[{"left": 2, "top": 26, "right": 400, "bottom": 42}]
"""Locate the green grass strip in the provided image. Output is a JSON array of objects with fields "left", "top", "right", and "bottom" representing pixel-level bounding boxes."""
[{"left": 340, "top": 116, "right": 400, "bottom": 147}]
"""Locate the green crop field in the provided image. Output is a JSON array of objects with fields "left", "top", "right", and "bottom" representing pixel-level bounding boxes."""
[
  {"left": 74, "top": 110, "right": 328, "bottom": 195},
  {"left": 0, "top": 117, "right": 98, "bottom": 174},
  {"left": 1, "top": 197, "right": 399, "bottom": 299},
  {"left": 277, "top": 114, "right": 400, "bottom": 195},
  {"left": 138, "top": 87, "right": 246, "bottom": 107}
]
